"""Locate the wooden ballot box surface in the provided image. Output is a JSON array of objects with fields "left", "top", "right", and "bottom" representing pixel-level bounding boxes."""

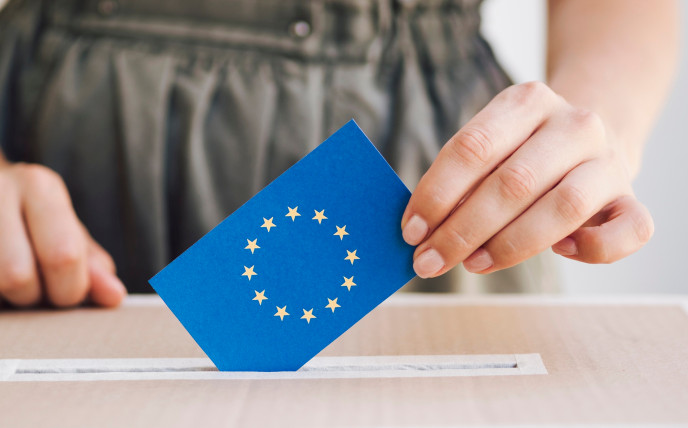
[{"left": 1, "top": 294, "right": 688, "bottom": 427}]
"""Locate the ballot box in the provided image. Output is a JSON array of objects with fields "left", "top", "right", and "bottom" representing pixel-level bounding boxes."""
[{"left": 1, "top": 294, "right": 688, "bottom": 427}]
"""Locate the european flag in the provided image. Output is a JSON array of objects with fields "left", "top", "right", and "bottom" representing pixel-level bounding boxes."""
[{"left": 150, "top": 120, "right": 416, "bottom": 371}]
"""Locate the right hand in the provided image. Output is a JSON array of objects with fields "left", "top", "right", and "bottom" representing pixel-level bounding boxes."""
[{"left": 0, "top": 160, "right": 127, "bottom": 308}]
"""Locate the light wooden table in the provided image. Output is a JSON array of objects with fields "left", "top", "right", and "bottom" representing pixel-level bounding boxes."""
[{"left": 1, "top": 294, "right": 688, "bottom": 427}]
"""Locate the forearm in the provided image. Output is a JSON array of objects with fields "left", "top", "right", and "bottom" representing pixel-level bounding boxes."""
[{"left": 547, "top": 0, "right": 679, "bottom": 177}]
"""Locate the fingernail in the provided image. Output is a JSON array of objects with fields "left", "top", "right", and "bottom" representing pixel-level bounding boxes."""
[
  {"left": 413, "top": 248, "right": 445, "bottom": 278},
  {"left": 463, "top": 248, "right": 493, "bottom": 273},
  {"left": 402, "top": 214, "right": 428, "bottom": 246},
  {"left": 552, "top": 237, "right": 577, "bottom": 256}
]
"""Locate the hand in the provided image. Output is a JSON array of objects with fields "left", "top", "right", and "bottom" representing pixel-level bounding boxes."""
[
  {"left": 0, "top": 161, "right": 127, "bottom": 307},
  {"left": 401, "top": 82, "right": 654, "bottom": 278}
]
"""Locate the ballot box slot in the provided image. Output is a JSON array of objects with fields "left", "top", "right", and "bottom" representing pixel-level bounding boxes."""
[
  {"left": 13, "top": 362, "right": 517, "bottom": 374},
  {"left": 0, "top": 354, "right": 547, "bottom": 381},
  {"left": 14, "top": 366, "right": 218, "bottom": 374},
  {"left": 300, "top": 362, "right": 518, "bottom": 371},
  {"left": 299, "top": 361, "right": 518, "bottom": 372}
]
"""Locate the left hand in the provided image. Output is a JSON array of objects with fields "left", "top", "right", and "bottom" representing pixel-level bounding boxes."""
[{"left": 401, "top": 81, "right": 654, "bottom": 278}]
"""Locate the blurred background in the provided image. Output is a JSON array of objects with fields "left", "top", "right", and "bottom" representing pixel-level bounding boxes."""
[
  {"left": 1, "top": 0, "right": 685, "bottom": 294},
  {"left": 482, "top": 0, "right": 687, "bottom": 294}
]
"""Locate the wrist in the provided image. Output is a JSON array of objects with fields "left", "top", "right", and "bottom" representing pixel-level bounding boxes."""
[{"left": 603, "top": 118, "right": 640, "bottom": 181}]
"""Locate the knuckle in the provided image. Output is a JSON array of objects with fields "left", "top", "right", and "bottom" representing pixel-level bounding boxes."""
[
  {"left": 520, "top": 81, "right": 550, "bottom": 98},
  {"left": 0, "top": 263, "right": 36, "bottom": 292},
  {"left": 554, "top": 185, "right": 592, "bottom": 224},
  {"left": 490, "top": 234, "right": 521, "bottom": 266},
  {"left": 504, "top": 81, "right": 552, "bottom": 105},
  {"left": 415, "top": 171, "right": 459, "bottom": 210},
  {"left": 447, "top": 126, "right": 494, "bottom": 168},
  {"left": 500, "top": 235, "right": 521, "bottom": 257},
  {"left": 429, "top": 190, "right": 453, "bottom": 208},
  {"left": 442, "top": 223, "right": 473, "bottom": 253},
  {"left": 42, "top": 241, "right": 84, "bottom": 272},
  {"left": 16, "top": 163, "right": 66, "bottom": 195},
  {"left": 497, "top": 163, "right": 538, "bottom": 201},
  {"left": 420, "top": 189, "right": 455, "bottom": 215},
  {"left": 569, "top": 108, "right": 606, "bottom": 138}
]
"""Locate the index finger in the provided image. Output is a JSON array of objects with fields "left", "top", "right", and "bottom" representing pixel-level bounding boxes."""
[{"left": 401, "top": 82, "right": 560, "bottom": 246}]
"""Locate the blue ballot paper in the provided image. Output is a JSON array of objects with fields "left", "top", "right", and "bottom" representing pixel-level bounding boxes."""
[{"left": 150, "top": 120, "right": 416, "bottom": 371}]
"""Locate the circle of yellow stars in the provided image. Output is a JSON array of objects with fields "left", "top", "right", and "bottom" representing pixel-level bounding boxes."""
[{"left": 241, "top": 205, "right": 358, "bottom": 325}]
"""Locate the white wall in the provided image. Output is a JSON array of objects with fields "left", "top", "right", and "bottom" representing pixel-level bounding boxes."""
[
  {"left": 481, "top": 0, "right": 547, "bottom": 83},
  {"left": 481, "top": 0, "right": 688, "bottom": 294}
]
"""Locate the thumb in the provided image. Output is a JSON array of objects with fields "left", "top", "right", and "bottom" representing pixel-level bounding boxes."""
[
  {"left": 552, "top": 195, "right": 654, "bottom": 264},
  {"left": 86, "top": 239, "right": 127, "bottom": 307}
]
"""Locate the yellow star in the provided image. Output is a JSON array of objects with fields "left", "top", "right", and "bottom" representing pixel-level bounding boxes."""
[
  {"left": 242, "top": 265, "right": 257, "bottom": 280},
  {"left": 285, "top": 206, "right": 301, "bottom": 221},
  {"left": 326, "top": 298, "right": 341, "bottom": 312},
  {"left": 345, "top": 250, "right": 360, "bottom": 265},
  {"left": 261, "top": 217, "right": 276, "bottom": 232},
  {"left": 245, "top": 239, "right": 260, "bottom": 254},
  {"left": 274, "top": 305, "right": 289, "bottom": 321},
  {"left": 312, "top": 210, "right": 328, "bottom": 224},
  {"left": 301, "top": 308, "right": 316, "bottom": 324},
  {"left": 341, "top": 276, "right": 356, "bottom": 291},
  {"left": 334, "top": 225, "right": 349, "bottom": 240},
  {"left": 252, "top": 290, "right": 267, "bottom": 305}
]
